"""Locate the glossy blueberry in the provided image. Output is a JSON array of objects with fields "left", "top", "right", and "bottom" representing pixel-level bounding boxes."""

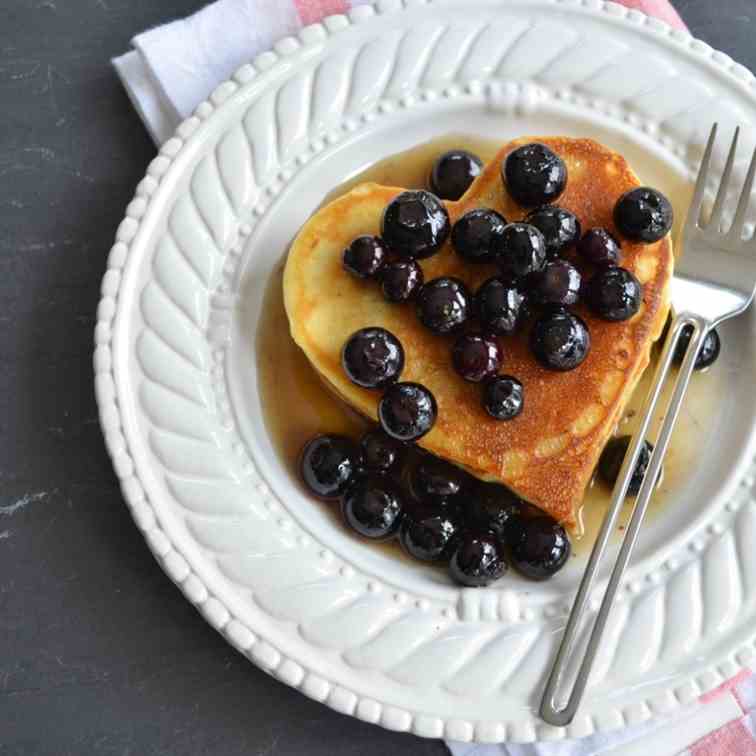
[
  {"left": 451, "top": 208, "right": 507, "bottom": 264},
  {"left": 378, "top": 382, "right": 437, "bottom": 442},
  {"left": 300, "top": 435, "right": 362, "bottom": 500},
  {"left": 381, "top": 260, "right": 424, "bottom": 303},
  {"left": 507, "top": 515, "right": 571, "bottom": 579},
  {"left": 466, "top": 482, "right": 523, "bottom": 540},
  {"left": 381, "top": 190, "right": 451, "bottom": 259},
  {"left": 530, "top": 310, "right": 591, "bottom": 371},
  {"left": 531, "top": 260, "right": 581, "bottom": 306},
  {"left": 416, "top": 277, "right": 472, "bottom": 334},
  {"left": 614, "top": 187, "right": 674, "bottom": 243},
  {"left": 360, "top": 429, "right": 403, "bottom": 473},
  {"left": 452, "top": 333, "right": 502, "bottom": 383},
  {"left": 449, "top": 532, "right": 507, "bottom": 587},
  {"left": 342, "top": 327, "right": 404, "bottom": 389},
  {"left": 577, "top": 228, "right": 621, "bottom": 267},
  {"left": 429, "top": 149, "right": 483, "bottom": 200},
  {"left": 409, "top": 456, "right": 469, "bottom": 505},
  {"left": 503, "top": 143, "right": 567, "bottom": 208},
  {"left": 493, "top": 223, "right": 547, "bottom": 281},
  {"left": 342, "top": 235, "right": 388, "bottom": 278},
  {"left": 513, "top": 499, "right": 546, "bottom": 520},
  {"left": 674, "top": 326, "right": 721, "bottom": 371},
  {"left": 341, "top": 474, "right": 404, "bottom": 540},
  {"left": 526, "top": 206, "right": 581, "bottom": 258},
  {"left": 475, "top": 277, "right": 529, "bottom": 335},
  {"left": 598, "top": 436, "right": 657, "bottom": 497},
  {"left": 399, "top": 503, "right": 462, "bottom": 562},
  {"left": 483, "top": 375, "right": 524, "bottom": 420},
  {"left": 586, "top": 266, "right": 642, "bottom": 321}
]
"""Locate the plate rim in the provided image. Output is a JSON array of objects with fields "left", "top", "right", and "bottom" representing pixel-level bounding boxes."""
[{"left": 96, "top": 0, "right": 756, "bottom": 743}]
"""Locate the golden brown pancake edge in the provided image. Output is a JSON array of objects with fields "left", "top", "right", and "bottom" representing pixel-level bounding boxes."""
[{"left": 283, "top": 137, "right": 673, "bottom": 524}]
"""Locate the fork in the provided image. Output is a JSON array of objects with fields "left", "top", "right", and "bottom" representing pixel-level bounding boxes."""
[{"left": 540, "top": 123, "right": 756, "bottom": 727}]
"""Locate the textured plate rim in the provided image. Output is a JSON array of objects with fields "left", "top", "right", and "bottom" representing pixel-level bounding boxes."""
[{"left": 95, "top": 0, "right": 756, "bottom": 743}]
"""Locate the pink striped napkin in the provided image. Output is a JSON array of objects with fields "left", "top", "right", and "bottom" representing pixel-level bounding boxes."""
[
  {"left": 114, "top": 1, "right": 753, "bottom": 754},
  {"left": 685, "top": 671, "right": 756, "bottom": 755}
]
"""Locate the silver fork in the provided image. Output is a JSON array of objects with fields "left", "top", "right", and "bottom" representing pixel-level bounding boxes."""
[{"left": 540, "top": 123, "right": 756, "bottom": 727}]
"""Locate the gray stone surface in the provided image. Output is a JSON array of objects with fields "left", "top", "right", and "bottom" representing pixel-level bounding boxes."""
[{"left": 0, "top": 1, "right": 753, "bottom": 754}]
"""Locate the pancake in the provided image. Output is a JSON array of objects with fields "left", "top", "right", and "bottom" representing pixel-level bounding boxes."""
[{"left": 283, "top": 137, "right": 673, "bottom": 524}]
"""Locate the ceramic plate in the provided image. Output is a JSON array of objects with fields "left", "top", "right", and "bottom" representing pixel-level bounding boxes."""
[{"left": 96, "top": 0, "right": 756, "bottom": 743}]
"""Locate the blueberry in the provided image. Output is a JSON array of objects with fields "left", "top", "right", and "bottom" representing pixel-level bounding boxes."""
[
  {"left": 503, "top": 143, "right": 567, "bottom": 208},
  {"left": 514, "top": 500, "right": 546, "bottom": 520},
  {"left": 475, "top": 277, "right": 529, "bottom": 335},
  {"left": 342, "top": 327, "right": 404, "bottom": 389},
  {"left": 399, "top": 503, "right": 461, "bottom": 562},
  {"left": 449, "top": 532, "right": 507, "bottom": 587},
  {"left": 381, "top": 260, "right": 424, "bottom": 302},
  {"left": 381, "top": 190, "right": 451, "bottom": 259},
  {"left": 360, "top": 429, "right": 403, "bottom": 473},
  {"left": 410, "top": 456, "right": 469, "bottom": 505},
  {"left": 429, "top": 149, "right": 483, "bottom": 200},
  {"left": 465, "top": 482, "right": 522, "bottom": 540},
  {"left": 507, "top": 515, "right": 570, "bottom": 579},
  {"left": 451, "top": 208, "right": 507, "bottom": 264},
  {"left": 342, "top": 235, "right": 388, "bottom": 278},
  {"left": 577, "top": 228, "right": 621, "bottom": 267},
  {"left": 378, "top": 382, "right": 438, "bottom": 441},
  {"left": 452, "top": 333, "right": 502, "bottom": 383},
  {"left": 586, "top": 266, "right": 642, "bottom": 321},
  {"left": 416, "top": 277, "right": 472, "bottom": 334},
  {"left": 526, "top": 206, "right": 581, "bottom": 258},
  {"left": 674, "top": 326, "right": 721, "bottom": 371},
  {"left": 531, "top": 260, "right": 581, "bottom": 306},
  {"left": 598, "top": 435, "right": 657, "bottom": 497},
  {"left": 300, "top": 435, "right": 362, "bottom": 499},
  {"left": 493, "top": 223, "right": 547, "bottom": 281},
  {"left": 530, "top": 310, "right": 591, "bottom": 371},
  {"left": 483, "top": 375, "right": 524, "bottom": 420},
  {"left": 614, "top": 187, "right": 673, "bottom": 243},
  {"left": 341, "top": 474, "right": 404, "bottom": 540}
]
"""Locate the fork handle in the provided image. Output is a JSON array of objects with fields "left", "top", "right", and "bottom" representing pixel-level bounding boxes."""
[{"left": 539, "top": 313, "right": 710, "bottom": 727}]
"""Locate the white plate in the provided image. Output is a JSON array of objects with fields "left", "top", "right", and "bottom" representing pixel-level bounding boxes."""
[{"left": 96, "top": 0, "right": 756, "bottom": 743}]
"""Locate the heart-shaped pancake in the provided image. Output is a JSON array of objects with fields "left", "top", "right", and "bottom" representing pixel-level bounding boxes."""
[{"left": 283, "top": 137, "right": 673, "bottom": 524}]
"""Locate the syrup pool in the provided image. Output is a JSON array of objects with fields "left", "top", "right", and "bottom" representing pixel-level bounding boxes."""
[{"left": 257, "top": 135, "right": 722, "bottom": 557}]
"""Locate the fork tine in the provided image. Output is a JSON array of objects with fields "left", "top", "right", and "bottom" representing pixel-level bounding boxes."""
[
  {"left": 687, "top": 123, "right": 717, "bottom": 229},
  {"left": 709, "top": 127, "right": 740, "bottom": 230},
  {"left": 730, "top": 145, "right": 756, "bottom": 239}
]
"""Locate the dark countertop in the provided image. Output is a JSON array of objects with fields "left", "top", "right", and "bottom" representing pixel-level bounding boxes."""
[{"left": 1, "top": 2, "right": 754, "bottom": 754}]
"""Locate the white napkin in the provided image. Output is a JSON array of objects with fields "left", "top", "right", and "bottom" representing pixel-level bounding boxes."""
[
  {"left": 113, "top": 2, "right": 753, "bottom": 754},
  {"left": 114, "top": 0, "right": 372, "bottom": 144}
]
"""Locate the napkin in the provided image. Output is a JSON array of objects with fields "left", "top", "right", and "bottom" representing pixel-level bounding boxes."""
[{"left": 113, "top": 2, "right": 756, "bottom": 755}]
